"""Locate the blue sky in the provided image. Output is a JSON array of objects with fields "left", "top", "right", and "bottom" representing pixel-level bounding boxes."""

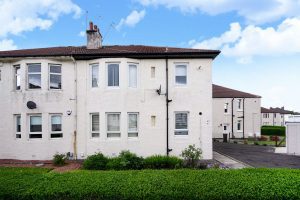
[{"left": 1, "top": 0, "right": 300, "bottom": 111}]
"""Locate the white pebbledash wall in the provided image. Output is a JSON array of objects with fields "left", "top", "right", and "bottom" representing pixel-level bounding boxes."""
[
  {"left": 213, "top": 98, "right": 261, "bottom": 139},
  {"left": 0, "top": 57, "right": 213, "bottom": 160}
]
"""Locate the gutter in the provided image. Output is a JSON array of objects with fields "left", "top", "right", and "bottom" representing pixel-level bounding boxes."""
[
  {"left": 231, "top": 98, "right": 234, "bottom": 138},
  {"left": 165, "top": 58, "right": 172, "bottom": 155},
  {"left": 71, "top": 56, "right": 78, "bottom": 160},
  {"left": 243, "top": 98, "right": 245, "bottom": 139}
]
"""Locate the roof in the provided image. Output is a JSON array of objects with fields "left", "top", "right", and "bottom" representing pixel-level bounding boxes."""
[
  {"left": 0, "top": 45, "right": 220, "bottom": 60},
  {"left": 212, "top": 84, "right": 261, "bottom": 98},
  {"left": 261, "top": 107, "right": 297, "bottom": 114}
]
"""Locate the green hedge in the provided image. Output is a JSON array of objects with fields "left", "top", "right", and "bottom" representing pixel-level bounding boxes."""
[
  {"left": 1, "top": 167, "right": 300, "bottom": 199},
  {"left": 261, "top": 126, "right": 286, "bottom": 136},
  {"left": 143, "top": 155, "right": 182, "bottom": 169}
]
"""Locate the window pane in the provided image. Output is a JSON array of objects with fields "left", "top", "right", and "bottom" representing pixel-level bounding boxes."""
[
  {"left": 51, "top": 116, "right": 62, "bottom": 132},
  {"left": 175, "top": 113, "right": 188, "bottom": 130},
  {"left": 50, "top": 74, "right": 61, "bottom": 89},
  {"left": 30, "top": 116, "right": 42, "bottom": 132},
  {"left": 175, "top": 65, "right": 187, "bottom": 85},
  {"left": 176, "top": 76, "right": 187, "bottom": 84},
  {"left": 29, "top": 134, "right": 42, "bottom": 139},
  {"left": 15, "top": 66, "right": 21, "bottom": 90},
  {"left": 108, "top": 64, "right": 119, "bottom": 86},
  {"left": 28, "top": 74, "right": 41, "bottom": 89},
  {"left": 107, "top": 114, "right": 120, "bottom": 131},
  {"left": 128, "top": 132, "right": 138, "bottom": 137},
  {"left": 129, "top": 65, "right": 137, "bottom": 88},
  {"left": 16, "top": 116, "right": 21, "bottom": 132},
  {"left": 151, "top": 67, "right": 155, "bottom": 78},
  {"left": 28, "top": 64, "right": 41, "bottom": 73},
  {"left": 107, "top": 133, "right": 121, "bottom": 138},
  {"left": 92, "top": 65, "right": 99, "bottom": 87},
  {"left": 50, "top": 65, "right": 61, "bottom": 73},
  {"left": 51, "top": 133, "right": 63, "bottom": 138},
  {"left": 128, "top": 114, "right": 138, "bottom": 132},
  {"left": 92, "top": 114, "right": 99, "bottom": 131}
]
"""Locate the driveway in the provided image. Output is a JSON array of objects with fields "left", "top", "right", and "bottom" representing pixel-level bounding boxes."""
[{"left": 213, "top": 142, "right": 300, "bottom": 168}]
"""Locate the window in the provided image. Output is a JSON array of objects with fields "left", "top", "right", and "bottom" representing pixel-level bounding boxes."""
[
  {"left": 151, "top": 66, "right": 155, "bottom": 78},
  {"left": 108, "top": 63, "right": 119, "bottom": 87},
  {"left": 237, "top": 99, "right": 242, "bottom": 110},
  {"left": 29, "top": 115, "right": 42, "bottom": 138},
  {"left": 223, "top": 125, "right": 227, "bottom": 131},
  {"left": 151, "top": 116, "right": 156, "bottom": 127},
  {"left": 28, "top": 64, "right": 41, "bottom": 89},
  {"left": 15, "top": 115, "right": 21, "bottom": 139},
  {"left": 128, "top": 64, "right": 137, "bottom": 88},
  {"left": 224, "top": 103, "right": 229, "bottom": 113},
  {"left": 50, "top": 115, "right": 62, "bottom": 138},
  {"left": 91, "top": 64, "right": 99, "bottom": 88},
  {"left": 0, "top": 68, "right": 2, "bottom": 81},
  {"left": 128, "top": 113, "right": 138, "bottom": 137},
  {"left": 175, "top": 64, "right": 187, "bottom": 85},
  {"left": 175, "top": 112, "right": 188, "bottom": 135},
  {"left": 237, "top": 120, "right": 242, "bottom": 131},
  {"left": 49, "top": 64, "right": 61, "bottom": 89},
  {"left": 274, "top": 113, "right": 277, "bottom": 118},
  {"left": 14, "top": 65, "right": 21, "bottom": 90},
  {"left": 91, "top": 114, "right": 100, "bottom": 138},
  {"left": 107, "top": 113, "right": 120, "bottom": 138}
]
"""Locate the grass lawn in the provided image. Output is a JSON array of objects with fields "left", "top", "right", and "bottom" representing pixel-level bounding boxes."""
[{"left": 1, "top": 167, "right": 300, "bottom": 199}]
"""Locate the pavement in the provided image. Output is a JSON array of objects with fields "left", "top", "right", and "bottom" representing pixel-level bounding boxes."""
[
  {"left": 213, "top": 151, "right": 250, "bottom": 169},
  {"left": 213, "top": 142, "right": 300, "bottom": 168}
]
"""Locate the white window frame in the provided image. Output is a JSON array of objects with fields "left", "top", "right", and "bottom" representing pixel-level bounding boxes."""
[
  {"left": 106, "top": 112, "right": 121, "bottom": 138},
  {"left": 29, "top": 114, "right": 42, "bottom": 139},
  {"left": 107, "top": 63, "right": 120, "bottom": 88},
  {"left": 128, "top": 112, "right": 139, "bottom": 138},
  {"left": 90, "top": 63, "right": 99, "bottom": 88},
  {"left": 175, "top": 63, "right": 188, "bottom": 86},
  {"left": 237, "top": 120, "right": 242, "bottom": 132},
  {"left": 14, "top": 65, "right": 21, "bottom": 91},
  {"left": 151, "top": 66, "right": 155, "bottom": 79},
  {"left": 27, "top": 63, "right": 42, "bottom": 90},
  {"left": 90, "top": 113, "right": 100, "bottom": 138},
  {"left": 50, "top": 114, "right": 63, "bottom": 139},
  {"left": 15, "top": 114, "right": 21, "bottom": 139},
  {"left": 128, "top": 63, "right": 138, "bottom": 88},
  {"left": 49, "top": 64, "right": 62, "bottom": 90},
  {"left": 224, "top": 103, "right": 229, "bottom": 114},
  {"left": 237, "top": 99, "right": 243, "bottom": 111},
  {"left": 174, "top": 111, "right": 189, "bottom": 136}
]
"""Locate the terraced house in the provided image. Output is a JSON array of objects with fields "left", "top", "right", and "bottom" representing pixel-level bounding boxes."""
[
  {"left": 0, "top": 22, "right": 220, "bottom": 160},
  {"left": 261, "top": 107, "right": 298, "bottom": 126},
  {"left": 212, "top": 85, "right": 261, "bottom": 139}
]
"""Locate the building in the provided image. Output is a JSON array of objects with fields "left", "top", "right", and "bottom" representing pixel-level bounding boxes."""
[
  {"left": 261, "top": 107, "right": 296, "bottom": 126},
  {"left": 212, "top": 84, "right": 261, "bottom": 139},
  {"left": 0, "top": 22, "right": 220, "bottom": 160}
]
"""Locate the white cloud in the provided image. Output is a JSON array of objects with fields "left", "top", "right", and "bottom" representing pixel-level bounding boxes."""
[
  {"left": 0, "top": 39, "right": 17, "bottom": 50},
  {"left": 78, "top": 31, "right": 86, "bottom": 37},
  {"left": 192, "top": 18, "right": 300, "bottom": 63},
  {"left": 137, "top": 0, "right": 300, "bottom": 24},
  {"left": 116, "top": 10, "right": 146, "bottom": 30},
  {"left": 0, "top": 0, "right": 82, "bottom": 38}
]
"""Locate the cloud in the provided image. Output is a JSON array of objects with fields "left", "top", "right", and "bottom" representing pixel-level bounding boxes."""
[
  {"left": 116, "top": 10, "right": 146, "bottom": 30},
  {"left": 192, "top": 18, "right": 300, "bottom": 63},
  {"left": 0, "top": 39, "right": 17, "bottom": 50},
  {"left": 0, "top": 0, "right": 82, "bottom": 38},
  {"left": 78, "top": 31, "right": 86, "bottom": 37},
  {"left": 136, "top": 0, "right": 300, "bottom": 24}
]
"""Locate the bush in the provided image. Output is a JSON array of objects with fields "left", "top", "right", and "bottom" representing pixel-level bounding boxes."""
[
  {"left": 107, "top": 151, "right": 144, "bottom": 170},
  {"left": 254, "top": 142, "right": 259, "bottom": 145},
  {"left": 82, "top": 153, "right": 108, "bottom": 170},
  {"left": 261, "top": 126, "right": 285, "bottom": 136},
  {"left": 258, "top": 136, "right": 268, "bottom": 141},
  {"left": 144, "top": 155, "right": 182, "bottom": 169},
  {"left": 270, "top": 136, "right": 280, "bottom": 141},
  {"left": 52, "top": 153, "right": 67, "bottom": 166},
  {"left": 181, "top": 144, "right": 202, "bottom": 168}
]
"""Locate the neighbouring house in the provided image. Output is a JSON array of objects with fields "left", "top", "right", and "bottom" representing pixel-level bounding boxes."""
[
  {"left": 212, "top": 84, "right": 261, "bottom": 139},
  {"left": 0, "top": 22, "right": 220, "bottom": 160},
  {"left": 261, "top": 107, "right": 297, "bottom": 126}
]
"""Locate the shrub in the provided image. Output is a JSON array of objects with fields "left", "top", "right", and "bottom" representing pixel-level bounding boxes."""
[
  {"left": 52, "top": 153, "right": 67, "bottom": 166},
  {"left": 261, "top": 126, "right": 285, "bottom": 136},
  {"left": 107, "top": 151, "right": 144, "bottom": 170},
  {"left": 270, "top": 136, "right": 280, "bottom": 141},
  {"left": 181, "top": 144, "right": 202, "bottom": 168},
  {"left": 258, "top": 136, "right": 268, "bottom": 141},
  {"left": 144, "top": 155, "right": 182, "bottom": 169},
  {"left": 254, "top": 142, "right": 259, "bottom": 145},
  {"left": 83, "top": 153, "right": 108, "bottom": 170}
]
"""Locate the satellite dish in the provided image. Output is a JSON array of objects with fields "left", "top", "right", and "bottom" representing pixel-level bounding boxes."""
[
  {"left": 156, "top": 85, "right": 162, "bottom": 95},
  {"left": 27, "top": 101, "right": 37, "bottom": 109}
]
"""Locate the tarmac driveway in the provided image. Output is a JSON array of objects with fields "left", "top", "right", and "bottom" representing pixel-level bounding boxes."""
[{"left": 213, "top": 142, "right": 300, "bottom": 168}]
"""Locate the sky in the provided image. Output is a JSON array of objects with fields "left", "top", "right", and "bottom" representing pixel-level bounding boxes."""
[{"left": 0, "top": 0, "right": 300, "bottom": 111}]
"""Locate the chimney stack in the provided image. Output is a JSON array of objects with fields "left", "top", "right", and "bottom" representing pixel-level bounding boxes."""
[{"left": 86, "top": 21, "right": 102, "bottom": 49}]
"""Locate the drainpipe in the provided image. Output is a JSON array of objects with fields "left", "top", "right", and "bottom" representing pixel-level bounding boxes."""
[
  {"left": 231, "top": 98, "right": 234, "bottom": 138},
  {"left": 243, "top": 98, "right": 245, "bottom": 139},
  {"left": 71, "top": 56, "right": 78, "bottom": 160},
  {"left": 165, "top": 58, "right": 172, "bottom": 155}
]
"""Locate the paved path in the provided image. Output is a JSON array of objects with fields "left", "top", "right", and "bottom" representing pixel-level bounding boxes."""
[
  {"left": 213, "top": 142, "right": 300, "bottom": 168},
  {"left": 213, "top": 151, "right": 250, "bottom": 169}
]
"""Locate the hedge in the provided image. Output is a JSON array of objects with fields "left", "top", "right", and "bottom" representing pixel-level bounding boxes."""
[
  {"left": 261, "top": 126, "right": 286, "bottom": 136},
  {"left": 1, "top": 167, "right": 300, "bottom": 199}
]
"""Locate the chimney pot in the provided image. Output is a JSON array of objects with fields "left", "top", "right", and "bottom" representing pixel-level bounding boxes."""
[
  {"left": 89, "top": 21, "right": 94, "bottom": 31},
  {"left": 94, "top": 25, "right": 98, "bottom": 31}
]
